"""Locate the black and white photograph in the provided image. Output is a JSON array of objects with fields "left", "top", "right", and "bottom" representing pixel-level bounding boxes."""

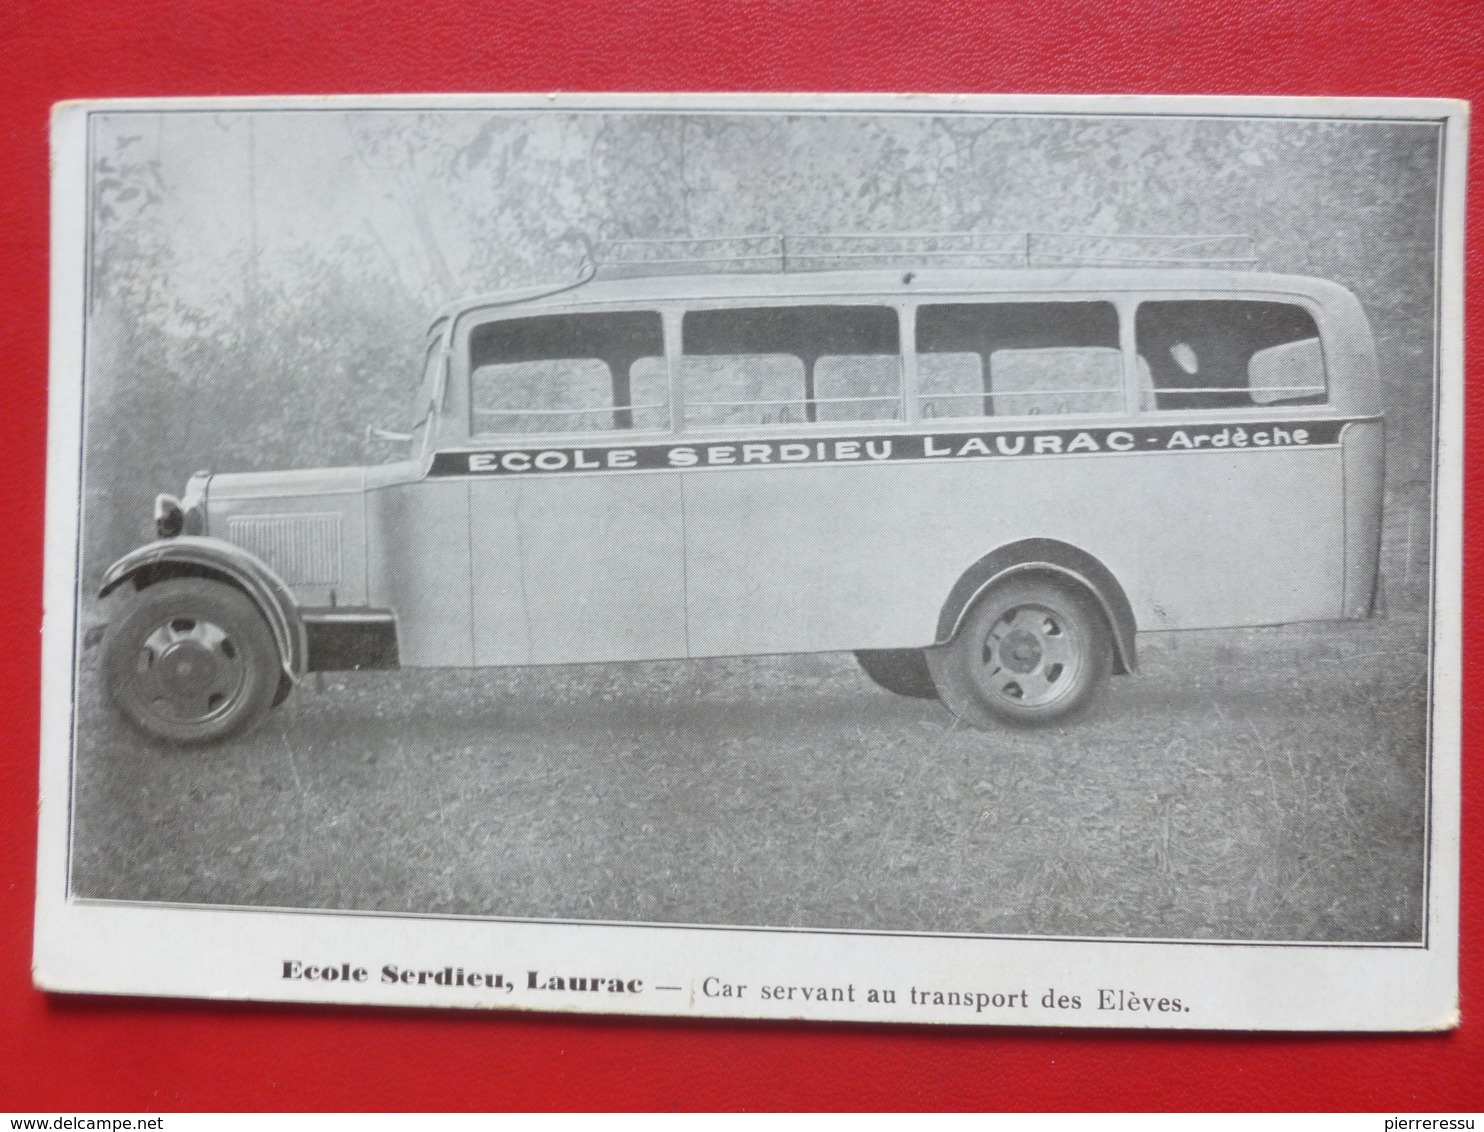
[{"left": 35, "top": 94, "right": 1463, "bottom": 1029}]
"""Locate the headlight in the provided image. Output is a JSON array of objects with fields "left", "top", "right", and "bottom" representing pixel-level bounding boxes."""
[
  {"left": 154, "top": 494, "right": 185, "bottom": 538},
  {"left": 181, "top": 471, "right": 210, "bottom": 535}
]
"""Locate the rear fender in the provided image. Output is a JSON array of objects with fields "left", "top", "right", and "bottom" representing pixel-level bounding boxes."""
[
  {"left": 937, "top": 538, "right": 1137, "bottom": 675},
  {"left": 99, "top": 535, "right": 307, "bottom": 682}
]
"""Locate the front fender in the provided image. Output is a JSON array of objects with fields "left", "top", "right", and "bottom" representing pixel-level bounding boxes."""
[{"left": 99, "top": 535, "right": 307, "bottom": 682}]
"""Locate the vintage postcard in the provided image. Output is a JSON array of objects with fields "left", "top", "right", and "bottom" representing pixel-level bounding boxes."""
[{"left": 35, "top": 93, "right": 1464, "bottom": 1029}]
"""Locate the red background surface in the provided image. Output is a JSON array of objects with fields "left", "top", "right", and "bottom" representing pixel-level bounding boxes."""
[{"left": 1, "top": 0, "right": 1480, "bottom": 1112}]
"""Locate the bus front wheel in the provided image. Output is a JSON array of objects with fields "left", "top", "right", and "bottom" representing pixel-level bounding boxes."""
[
  {"left": 104, "top": 577, "right": 281, "bottom": 745},
  {"left": 926, "top": 577, "right": 1111, "bottom": 728}
]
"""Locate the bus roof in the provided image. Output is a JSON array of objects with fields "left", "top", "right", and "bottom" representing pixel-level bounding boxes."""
[{"left": 433, "top": 266, "right": 1360, "bottom": 327}]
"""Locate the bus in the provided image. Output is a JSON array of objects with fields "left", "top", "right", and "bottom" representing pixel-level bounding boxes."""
[{"left": 98, "top": 232, "right": 1385, "bottom": 742}]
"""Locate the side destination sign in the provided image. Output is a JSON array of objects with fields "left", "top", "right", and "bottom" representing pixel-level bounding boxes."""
[{"left": 430, "top": 419, "right": 1351, "bottom": 478}]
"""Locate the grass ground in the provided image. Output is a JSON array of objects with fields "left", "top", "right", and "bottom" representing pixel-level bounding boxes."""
[{"left": 68, "top": 610, "right": 1429, "bottom": 943}]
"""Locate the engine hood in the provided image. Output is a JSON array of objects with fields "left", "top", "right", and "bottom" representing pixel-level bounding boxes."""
[
  {"left": 199, "top": 464, "right": 372, "bottom": 605},
  {"left": 205, "top": 464, "right": 368, "bottom": 502}
]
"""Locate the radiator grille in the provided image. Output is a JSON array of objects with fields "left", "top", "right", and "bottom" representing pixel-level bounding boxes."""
[{"left": 226, "top": 512, "right": 342, "bottom": 586}]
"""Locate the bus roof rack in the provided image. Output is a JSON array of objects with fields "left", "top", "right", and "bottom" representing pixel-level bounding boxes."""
[{"left": 586, "top": 231, "right": 1259, "bottom": 278}]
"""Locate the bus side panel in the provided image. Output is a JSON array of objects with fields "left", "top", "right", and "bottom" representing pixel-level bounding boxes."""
[
  {"left": 1112, "top": 449, "right": 1345, "bottom": 630},
  {"left": 683, "top": 462, "right": 961, "bottom": 656},
  {"left": 468, "top": 481, "right": 531, "bottom": 666},
  {"left": 365, "top": 479, "right": 473, "bottom": 666},
  {"left": 472, "top": 474, "right": 689, "bottom": 666},
  {"left": 681, "top": 448, "right": 1345, "bottom": 657}
]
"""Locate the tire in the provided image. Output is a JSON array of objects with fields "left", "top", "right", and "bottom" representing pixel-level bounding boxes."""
[
  {"left": 854, "top": 649, "right": 939, "bottom": 700},
  {"left": 925, "top": 576, "right": 1111, "bottom": 728},
  {"left": 104, "top": 577, "right": 281, "bottom": 744}
]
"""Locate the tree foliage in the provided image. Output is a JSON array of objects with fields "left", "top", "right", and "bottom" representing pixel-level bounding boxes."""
[{"left": 81, "top": 108, "right": 1441, "bottom": 594}]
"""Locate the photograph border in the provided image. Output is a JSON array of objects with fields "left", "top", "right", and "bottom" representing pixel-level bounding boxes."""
[{"left": 35, "top": 92, "right": 1466, "bottom": 1030}]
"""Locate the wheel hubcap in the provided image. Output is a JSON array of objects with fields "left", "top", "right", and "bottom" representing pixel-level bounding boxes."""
[
  {"left": 978, "top": 604, "right": 1081, "bottom": 707},
  {"left": 998, "top": 628, "right": 1044, "bottom": 673},
  {"left": 125, "top": 616, "right": 247, "bottom": 725},
  {"left": 160, "top": 640, "right": 219, "bottom": 693}
]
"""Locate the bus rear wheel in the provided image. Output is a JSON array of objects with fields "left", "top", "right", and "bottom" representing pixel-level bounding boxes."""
[
  {"left": 926, "top": 577, "right": 1111, "bottom": 728},
  {"left": 854, "top": 649, "right": 938, "bottom": 700}
]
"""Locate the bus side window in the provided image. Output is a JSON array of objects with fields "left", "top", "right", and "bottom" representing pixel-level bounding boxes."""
[
  {"left": 628, "top": 355, "right": 672, "bottom": 430},
  {"left": 916, "top": 302, "right": 1120, "bottom": 419},
  {"left": 814, "top": 355, "right": 903, "bottom": 421},
  {"left": 469, "top": 310, "right": 667, "bottom": 435},
  {"left": 1134, "top": 300, "right": 1328, "bottom": 410},
  {"left": 681, "top": 305, "right": 901, "bottom": 427},
  {"left": 988, "top": 347, "right": 1123, "bottom": 416},
  {"left": 679, "top": 353, "right": 806, "bottom": 427},
  {"left": 1249, "top": 337, "right": 1325, "bottom": 406},
  {"left": 917, "top": 353, "right": 982, "bottom": 419}
]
